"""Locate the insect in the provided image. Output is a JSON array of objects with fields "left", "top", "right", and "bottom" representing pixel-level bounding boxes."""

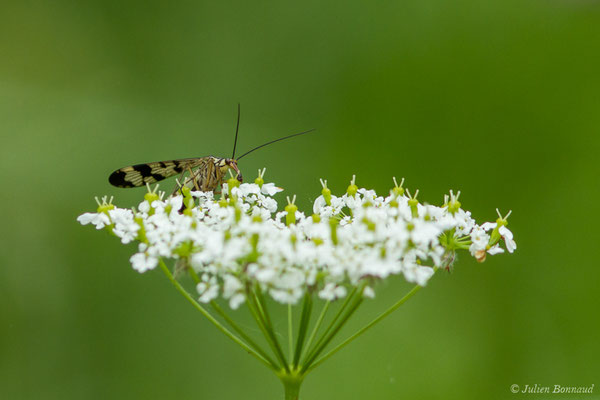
[{"left": 108, "top": 105, "right": 314, "bottom": 194}]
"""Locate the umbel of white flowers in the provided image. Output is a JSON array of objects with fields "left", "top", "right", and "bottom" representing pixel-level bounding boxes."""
[{"left": 78, "top": 170, "right": 516, "bottom": 310}]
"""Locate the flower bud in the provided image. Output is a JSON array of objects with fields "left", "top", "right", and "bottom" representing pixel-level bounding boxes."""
[
  {"left": 346, "top": 175, "right": 358, "bottom": 197},
  {"left": 447, "top": 190, "right": 461, "bottom": 215},
  {"left": 255, "top": 168, "right": 266, "bottom": 187},
  {"left": 329, "top": 217, "right": 339, "bottom": 245},
  {"left": 227, "top": 176, "right": 240, "bottom": 196},
  {"left": 407, "top": 189, "right": 419, "bottom": 218},
  {"left": 320, "top": 179, "right": 332, "bottom": 206},
  {"left": 285, "top": 195, "right": 298, "bottom": 226},
  {"left": 95, "top": 196, "right": 115, "bottom": 214},
  {"left": 392, "top": 177, "right": 405, "bottom": 197},
  {"left": 144, "top": 183, "right": 161, "bottom": 203},
  {"left": 143, "top": 184, "right": 162, "bottom": 216},
  {"left": 144, "top": 192, "right": 160, "bottom": 203}
]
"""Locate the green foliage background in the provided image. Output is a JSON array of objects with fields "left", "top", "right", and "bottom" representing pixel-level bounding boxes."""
[{"left": 1, "top": 1, "right": 599, "bottom": 399}]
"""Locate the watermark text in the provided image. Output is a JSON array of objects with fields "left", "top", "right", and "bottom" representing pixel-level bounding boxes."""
[{"left": 510, "top": 384, "right": 595, "bottom": 394}]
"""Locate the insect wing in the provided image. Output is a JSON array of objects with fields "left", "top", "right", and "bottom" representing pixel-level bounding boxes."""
[{"left": 108, "top": 158, "right": 205, "bottom": 188}]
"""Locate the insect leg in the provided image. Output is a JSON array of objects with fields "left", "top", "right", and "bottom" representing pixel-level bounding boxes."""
[
  {"left": 187, "top": 166, "right": 201, "bottom": 191},
  {"left": 171, "top": 169, "right": 189, "bottom": 196},
  {"left": 176, "top": 170, "right": 187, "bottom": 194}
]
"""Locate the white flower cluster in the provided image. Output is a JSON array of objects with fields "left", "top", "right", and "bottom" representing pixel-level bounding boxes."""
[{"left": 78, "top": 174, "right": 516, "bottom": 309}]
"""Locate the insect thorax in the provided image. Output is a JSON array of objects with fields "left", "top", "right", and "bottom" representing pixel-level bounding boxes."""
[{"left": 177, "top": 156, "right": 231, "bottom": 193}]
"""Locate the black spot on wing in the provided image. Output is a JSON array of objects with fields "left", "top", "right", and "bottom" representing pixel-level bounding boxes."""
[
  {"left": 109, "top": 170, "right": 134, "bottom": 188},
  {"left": 134, "top": 163, "right": 153, "bottom": 177}
]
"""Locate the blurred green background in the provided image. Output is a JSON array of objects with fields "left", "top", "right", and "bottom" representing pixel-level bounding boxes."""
[{"left": 1, "top": 1, "right": 599, "bottom": 399}]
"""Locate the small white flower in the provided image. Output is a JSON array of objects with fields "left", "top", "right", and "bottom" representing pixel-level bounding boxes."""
[
  {"left": 223, "top": 275, "right": 243, "bottom": 299},
  {"left": 363, "top": 286, "right": 375, "bottom": 298},
  {"left": 318, "top": 283, "right": 347, "bottom": 301},
  {"left": 313, "top": 195, "right": 344, "bottom": 216},
  {"left": 270, "top": 288, "right": 303, "bottom": 304},
  {"left": 130, "top": 252, "right": 158, "bottom": 273},
  {"left": 77, "top": 212, "right": 111, "bottom": 229},
  {"left": 197, "top": 283, "right": 219, "bottom": 303},
  {"left": 229, "top": 293, "right": 246, "bottom": 309},
  {"left": 403, "top": 264, "right": 435, "bottom": 286},
  {"left": 109, "top": 208, "right": 139, "bottom": 244},
  {"left": 191, "top": 191, "right": 214, "bottom": 202},
  {"left": 138, "top": 200, "right": 151, "bottom": 213},
  {"left": 469, "top": 226, "right": 490, "bottom": 257}
]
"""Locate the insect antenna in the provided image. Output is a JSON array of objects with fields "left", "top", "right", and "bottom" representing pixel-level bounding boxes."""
[
  {"left": 236, "top": 128, "right": 316, "bottom": 160},
  {"left": 231, "top": 103, "right": 241, "bottom": 159}
]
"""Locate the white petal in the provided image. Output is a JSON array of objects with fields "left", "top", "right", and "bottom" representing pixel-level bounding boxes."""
[
  {"left": 487, "top": 245, "right": 504, "bottom": 255},
  {"left": 77, "top": 213, "right": 98, "bottom": 225},
  {"left": 313, "top": 195, "right": 326, "bottom": 214},
  {"left": 499, "top": 225, "right": 513, "bottom": 240},
  {"left": 261, "top": 183, "right": 283, "bottom": 196},
  {"left": 481, "top": 222, "right": 497, "bottom": 231}
]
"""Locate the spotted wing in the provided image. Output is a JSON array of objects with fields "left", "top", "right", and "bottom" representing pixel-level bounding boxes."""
[{"left": 108, "top": 158, "right": 206, "bottom": 188}]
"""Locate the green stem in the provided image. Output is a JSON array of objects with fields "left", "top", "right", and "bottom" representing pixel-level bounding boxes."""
[
  {"left": 158, "top": 259, "right": 275, "bottom": 371},
  {"left": 292, "top": 292, "right": 313, "bottom": 367},
  {"left": 188, "top": 267, "right": 200, "bottom": 284},
  {"left": 302, "top": 300, "right": 330, "bottom": 360},
  {"left": 254, "top": 287, "right": 290, "bottom": 371},
  {"left": 280, "top": 371, "right": 304, "bottom": 400},
  {"left": 301, "top": 287, "right": 365, "bottom": 373},
  {"left": 284, "top": 383, "right": 300, "bottom": 400},
  {"left": 288, "top": 304, "right": 293, "bottom": 361},
  {"left": 245, "top": 286, "right": 290, "bottom": 373},
  {"left": 210, "top": 301, "right": 279, "bottom": 370},
  {"left": 307, "top": 284, "right": 422, "bottom": 372},
  {"left": 301, "top": 285, "right": 359, "bottom": 366}
]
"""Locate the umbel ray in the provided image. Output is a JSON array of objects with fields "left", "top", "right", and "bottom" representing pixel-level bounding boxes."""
[{"left": 109, "top": 105, "right": 314, "bottom": 194}]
